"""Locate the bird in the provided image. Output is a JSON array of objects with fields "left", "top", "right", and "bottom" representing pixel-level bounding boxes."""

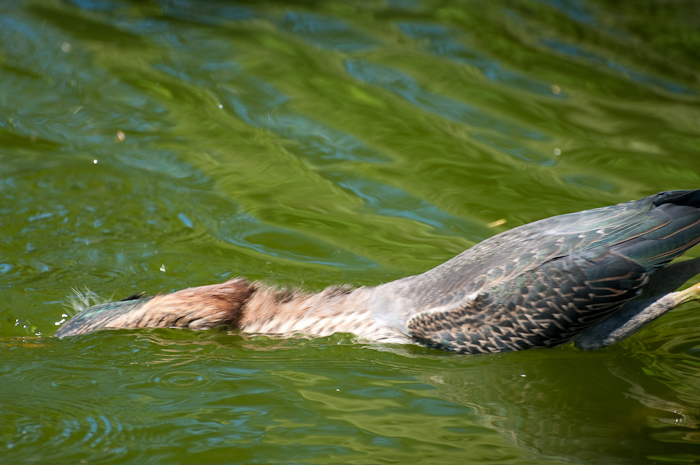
[{"left": 55, "top": 190, "right": 700, "bottom": 354}]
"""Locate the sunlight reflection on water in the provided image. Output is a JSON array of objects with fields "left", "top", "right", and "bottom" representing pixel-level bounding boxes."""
[{"left": 2, "top": 0, "right": 700, "bottom": 464}]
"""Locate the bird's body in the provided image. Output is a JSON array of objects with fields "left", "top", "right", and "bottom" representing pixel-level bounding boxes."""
[{"left": 56, "top": 191, "right": 700, "bottom": 354}]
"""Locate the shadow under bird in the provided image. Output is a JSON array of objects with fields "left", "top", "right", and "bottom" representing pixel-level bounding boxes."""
[{"left": 56, "top": 190, "right": 700, "bottom": 354}]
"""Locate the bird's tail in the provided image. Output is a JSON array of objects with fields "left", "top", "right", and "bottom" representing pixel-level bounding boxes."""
[{"left": 612, "top": 190, "right": 700, "bottom": 270}]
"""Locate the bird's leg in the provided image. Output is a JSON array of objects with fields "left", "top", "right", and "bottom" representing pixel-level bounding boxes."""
[
  {"left": 583, "top": 283, "right": 700, "bottom": 349},
  {"left": 575, "top": 258, "right": 700, "bottom": 350}
]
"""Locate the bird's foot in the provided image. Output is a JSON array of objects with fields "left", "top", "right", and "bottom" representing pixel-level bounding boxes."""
[{"left": 575, "top": 282, "right": 700, "bottom": 350}]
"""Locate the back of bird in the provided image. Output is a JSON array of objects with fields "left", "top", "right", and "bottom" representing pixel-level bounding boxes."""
[
  {"left": 610, "top": 190, "right": 700, "bottom": 270},
  {"left": 405, "top": 190, "right": 700, "bottom": 353}
]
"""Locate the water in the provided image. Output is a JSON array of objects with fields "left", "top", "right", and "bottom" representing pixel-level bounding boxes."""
[{"left": 2, "top": 0, "right": 700, "bottom": 463}]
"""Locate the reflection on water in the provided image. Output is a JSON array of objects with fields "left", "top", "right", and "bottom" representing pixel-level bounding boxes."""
[
  {"left": 2, "top": 0, "right": 700, "bottom": 463},
  {"left": 4, "top": 335, "right": 700, "bottom": 464},
  {"left": 399, "top": 21, "right": 556, "bottom": 96},
  {"left": 541, "top": 38, "right": 696, "bottom": 96},
  {"left": 341, "top": 57, "right": 545, "bottom": 139},
  {"left": 279, "top": 12, "right": 379, "bottom": 52}
]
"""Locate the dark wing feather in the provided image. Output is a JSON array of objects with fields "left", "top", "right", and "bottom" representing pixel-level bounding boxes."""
[
  {"left": 400, "top": 190, "right": 700, "bottom": 353},
  {"left": 408, "top": 249, "right": 648, "bottom": 353}
]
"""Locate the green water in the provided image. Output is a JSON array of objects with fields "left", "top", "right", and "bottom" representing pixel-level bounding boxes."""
[{"left": 2, "top": 0, "right": 700, "bottom": 463}]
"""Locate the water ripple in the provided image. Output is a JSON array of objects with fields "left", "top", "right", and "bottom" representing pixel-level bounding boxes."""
[
  {"left": 278, "top": 12, "right": 379, "bottom": 52},
  {"left": 0, "top": 396, "right": 127, "bottom": 462},
  {"left": 542, "top": 38, "right": 695, "bottom": 96},
  {"left": 399, "top": 21, "right": 557, "bottom": 96},
  {"left": 153, "top": 371, "right": 209, "bottom": 389}
]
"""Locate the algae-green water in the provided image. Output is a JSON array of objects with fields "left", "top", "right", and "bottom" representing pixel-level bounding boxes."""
[{"left": 2, "top": 1, "right": 700, "bottom": 463}]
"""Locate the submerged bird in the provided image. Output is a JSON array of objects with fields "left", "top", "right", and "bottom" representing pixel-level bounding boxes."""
[{"left": 56, "top": 190, "right": 700, "bottom": 354}]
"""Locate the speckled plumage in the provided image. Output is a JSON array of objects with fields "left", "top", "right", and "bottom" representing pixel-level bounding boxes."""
[{"left": 55, "top": 190, "right": 700, "bottom": 354}]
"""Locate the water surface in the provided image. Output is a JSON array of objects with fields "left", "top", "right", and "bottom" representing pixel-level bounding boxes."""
[{"left": 2, "top": 1, "right": 700, "bottom": 463}]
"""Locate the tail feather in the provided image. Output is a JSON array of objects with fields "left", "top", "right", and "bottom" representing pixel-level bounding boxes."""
[
  {"left": 613, "top": 193, "right": 700, "bottom": 270},
  {"left": 652, "top": 190, "right": 700, "bottom": 208}
]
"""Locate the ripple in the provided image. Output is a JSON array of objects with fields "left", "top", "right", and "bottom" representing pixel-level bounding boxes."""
[
  {"left": 153, "top": 371, "right": 209, "bottom": 389},
  {"left": 0, "top": 395, "right": 126, "bottom": 462}
]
